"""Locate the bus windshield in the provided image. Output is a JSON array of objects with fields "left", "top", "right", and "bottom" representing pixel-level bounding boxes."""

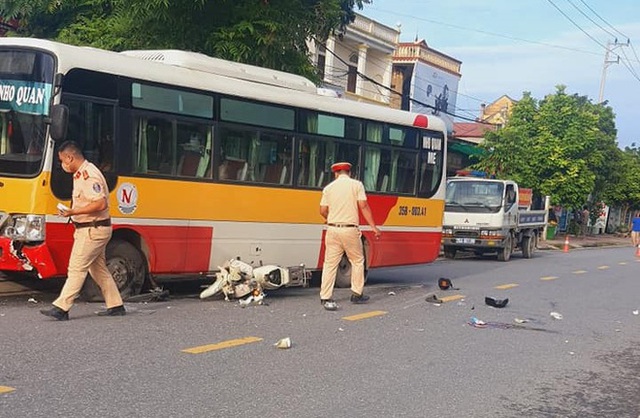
[{"left": 0, "top": 49, "right": 55, "bottom": 176}]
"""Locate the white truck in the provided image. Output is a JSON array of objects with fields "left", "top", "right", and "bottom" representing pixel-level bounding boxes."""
[{"left": 441, "top": 177, "right": 548, "bottom": 261}]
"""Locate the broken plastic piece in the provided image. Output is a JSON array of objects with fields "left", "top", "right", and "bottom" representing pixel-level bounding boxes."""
[
  {"left": 514, "top": 318, "right": 529, "bottom": 324},
  {"left": 633, "top": 310, "right": 639, "bottom": 316},
  {"left": 27, "top": 297, "right": 38, "bottom": 304},
  {"left": 469, "top": 316, "right": 487, "bottom": 328},
  {"left": 550, "top": 312, "right": 563, "bottom": 320},
  {"left": 274, "top": 337, "right": 291, "bottom": 349}
]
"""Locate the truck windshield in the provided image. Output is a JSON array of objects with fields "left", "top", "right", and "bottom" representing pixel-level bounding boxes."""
[
  {"left": 445, "top": 180, "right": 504, "bottom": 213},
  {"left": 0, "top": 49, "right": 55, "bottom": 176}
]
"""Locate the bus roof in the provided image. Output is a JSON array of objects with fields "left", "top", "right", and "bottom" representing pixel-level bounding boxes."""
[
  {"left": 120, "top": 49, "right": 318, "bottom": 94},
  {"left": 0, "top": 37, "right": 447, "bottom": 132}
]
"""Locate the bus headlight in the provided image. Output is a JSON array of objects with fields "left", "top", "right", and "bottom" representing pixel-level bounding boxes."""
[{"left": 4, "top": 215, "right": 46, "bottom": 242}]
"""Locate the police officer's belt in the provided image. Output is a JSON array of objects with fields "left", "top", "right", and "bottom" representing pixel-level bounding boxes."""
[
  {"left": 327, "top": 223, "right": 358, "bottom": 228},
  {"left": 73, "top": 219, "right": 111, "bottom": 229}
]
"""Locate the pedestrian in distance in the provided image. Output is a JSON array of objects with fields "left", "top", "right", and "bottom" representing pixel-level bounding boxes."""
[
  {"left": 581, "top": 206, "right": 590, "bottom": 236},
  {"left": 318, "top": 162, "right": 381, "bottom": 311},
  {"left": 40, "top": 140, "right": 125, "bottom": 321},
  {"left": 631, "top": 214, "right": 640, "bottom": 248}
]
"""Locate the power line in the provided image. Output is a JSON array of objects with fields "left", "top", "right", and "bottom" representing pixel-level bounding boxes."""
[
  {"left": 545, "top": 0, "right": 608, "bottom": 50},
  {"left": 363, "top": 6, "right": 603, "bottom": 57},
  {"left": 577, "top": 0, "right": 628, "bottom": 39},
  {"left": 314, "top": 36, "right": 497, "bottom": 126},
  {"left": 337, "top": 41, "right": 490, "bottom": 106},
  {"left": 564, "top": 0, "right": 618, "bottom": 40}
]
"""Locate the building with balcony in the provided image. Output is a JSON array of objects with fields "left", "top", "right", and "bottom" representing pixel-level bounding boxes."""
[
  {"left": 391, "top": 39, "right": 462, "bottom": 134},
  {"left": 309, "top": 13, "right": 400, "bottom": 105}
]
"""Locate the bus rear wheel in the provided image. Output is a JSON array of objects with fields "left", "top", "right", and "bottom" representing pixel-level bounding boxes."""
[
  {"left": 335, "top": 253, "right": 369, "bottom": 288},
  {"left": 81, "top": 240, "right": 146, "bottom": 302}
]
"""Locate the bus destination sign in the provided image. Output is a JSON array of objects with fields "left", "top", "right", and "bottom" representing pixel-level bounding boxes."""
[{"left": 0, "top": 80, "right": 52, "bottom": 115}]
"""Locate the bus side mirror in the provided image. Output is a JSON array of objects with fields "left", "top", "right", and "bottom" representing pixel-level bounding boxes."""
[{"left": 49, "top": 104, "right": 69, "bottom": 142}]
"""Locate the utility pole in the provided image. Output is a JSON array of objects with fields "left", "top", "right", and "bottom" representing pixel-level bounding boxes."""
[{"left": 598, "top": 39, "right": 629, "bottom": 103}]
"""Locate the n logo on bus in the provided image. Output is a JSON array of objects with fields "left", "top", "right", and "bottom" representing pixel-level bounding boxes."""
[{"left": 117, "top": 182, "right": 138, "bottom": 215}]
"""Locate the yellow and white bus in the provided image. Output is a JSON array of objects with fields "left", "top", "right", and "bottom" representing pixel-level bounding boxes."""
[{"left": 0, "top": 38, "right": 447, "bottom": 299}]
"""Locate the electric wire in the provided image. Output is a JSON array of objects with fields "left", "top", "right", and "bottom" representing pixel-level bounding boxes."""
[
  {"left": 313, "top": 36, "right": 497, "bottom": 126},
  {"left": 545, "top": 0, "right": 608, "bottom": 50},
  {"left": 564, "top": 0, "right": 618, "bottom": 40},
  {"left": 362, "top": 6, "right": 603, "bottom": 57},
  {"left": 577, "top": 0, "right": 629, "bottom": 39}
]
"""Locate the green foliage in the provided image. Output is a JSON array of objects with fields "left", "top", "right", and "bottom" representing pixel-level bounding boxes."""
[
  {"left": 473, "top": 86, "right": 618, "bottom": 211},
  {"left": 0, "top": 0, "right": 370, "bottom": 80}
]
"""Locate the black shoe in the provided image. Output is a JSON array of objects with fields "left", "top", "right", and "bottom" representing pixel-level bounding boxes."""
[
  {"left": 40, "top": 306, "right": 69, "bottom": 321},
  {"left": 350, "top": 293, "right": 370, "bottom": 304},
  {"left": 96, "top": 305, "right": 126, "bottom": 316}
]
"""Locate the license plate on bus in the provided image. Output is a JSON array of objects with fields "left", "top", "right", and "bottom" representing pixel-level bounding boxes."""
[{"left": 457, "top": 238, "right": 475, "bottom": 244}]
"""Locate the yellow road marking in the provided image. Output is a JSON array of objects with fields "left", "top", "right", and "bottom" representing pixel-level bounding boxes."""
[
  {"left": 0, "top": 386, "right": 15, "bottom": 394},
  {"left": 495, "top": 283, "right": 519, "bottom": 289},
  {"left": 619, "top": 262, "right": 628, "bottom": 265},
  {"left": 540, "top": 276, "right": 558, "bottom": 281},
  {"left": 573, "top": 270, "right": 587, "bottom": 274},
  {"left": 342, "top": 310, "right": 387, "bottom": 321},
  {"left": 440, "top": 294, "right": 465, "bottom": 303},
  {"left": 182, "top": 337, "right": 263, "bottom": 354},
  {"left": 597, "top": 265, "right": 609, "bottom": 270}
]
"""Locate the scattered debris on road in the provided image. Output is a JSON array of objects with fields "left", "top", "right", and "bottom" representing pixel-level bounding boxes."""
[
  {"left": 27, "top": 297, "right": 38, "bottom": 304},
  {"left": 438, "top": 277, "right": 459, "bottom": 290},
  {"left": 550, "top": 312, "right": 563, "bottom": 320},
  {"left": 239, "top": 291, "right": 267, "bottom": 307},
  {"left": 124, "top": 287, "right": 170, "bottom": 303},
  {"left": 485, "top": 297, "right": 509, "bottom": 308},
  {"left": 425, "top": 293, "right": 443, "bottom": 304},
  {"left": 274, "top": 337, "right": 291, "bottom": 349}
]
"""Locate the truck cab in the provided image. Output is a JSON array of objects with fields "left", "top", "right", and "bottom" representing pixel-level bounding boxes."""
[{"left": 441, "top": 176, "right": 547, "bottom": 261}]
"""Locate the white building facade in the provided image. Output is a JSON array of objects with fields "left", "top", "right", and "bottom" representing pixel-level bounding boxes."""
[{"left": 309, "top": 14, "right": 400, "bottom": 105}]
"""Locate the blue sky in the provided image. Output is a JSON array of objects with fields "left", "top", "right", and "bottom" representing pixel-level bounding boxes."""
[{"left": 360, "top": 0, "right": 640, "bottom": 148}]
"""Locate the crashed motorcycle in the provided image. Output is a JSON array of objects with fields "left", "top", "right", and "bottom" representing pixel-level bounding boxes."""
[{"left": 199, "top": 258, "right": 310, "bottom": 301}]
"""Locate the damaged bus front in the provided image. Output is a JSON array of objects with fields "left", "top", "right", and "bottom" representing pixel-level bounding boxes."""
[{"left": 0, "top": 46, "right": 69, "bottom": 279}]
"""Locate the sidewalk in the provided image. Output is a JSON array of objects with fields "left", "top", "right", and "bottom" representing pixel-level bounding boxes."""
[{"left": 539, "top": 233, "right": 632, "bottom": 250}]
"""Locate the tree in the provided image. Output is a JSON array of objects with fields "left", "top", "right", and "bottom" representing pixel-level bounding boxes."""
[
  {"left": 473, "top": 86, "right": 618, "bottom": 211},
  {"left": 603, "top": 146, "right": 640, "bottom": 226},
  {"left": 0, "top": 0, "right": 370, "bottom": 80}
]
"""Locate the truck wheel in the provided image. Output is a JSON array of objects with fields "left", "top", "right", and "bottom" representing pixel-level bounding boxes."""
[
  {"left": 522, "top": 234, "right": 536, "bottom": 258},
  {"left": 497, "top": 235, "right": 512, "bottom": 262},
  {"left": 81, "top": 240, "right": 147, "bottom": 302},
  {"left": 443, "top": 246, "right": 457, "bottom": 259}
]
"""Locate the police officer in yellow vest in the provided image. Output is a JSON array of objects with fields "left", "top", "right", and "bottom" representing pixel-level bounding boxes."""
[
  {"left": 40, "top": 141, "right": 125, "bottom": 320},
  {"left": 319, "top": 162, "right": 381, "bottom": 311}
]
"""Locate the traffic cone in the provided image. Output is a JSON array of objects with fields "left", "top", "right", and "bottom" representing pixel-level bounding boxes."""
[
  {"left": 563, "top": 236, "right": 570, "bottom": 253},
  {"left": 635, "top": 245, "right": 640, "bottom": 257}
]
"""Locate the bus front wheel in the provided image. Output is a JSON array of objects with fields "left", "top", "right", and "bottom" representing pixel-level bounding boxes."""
[{"left": 81, "top": 240, "right": 146, "bottom": 302}]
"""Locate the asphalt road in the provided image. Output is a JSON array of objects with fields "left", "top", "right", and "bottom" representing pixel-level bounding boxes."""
[{"left": 1, "top": 246, "right": 639, "bottom": 418}]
